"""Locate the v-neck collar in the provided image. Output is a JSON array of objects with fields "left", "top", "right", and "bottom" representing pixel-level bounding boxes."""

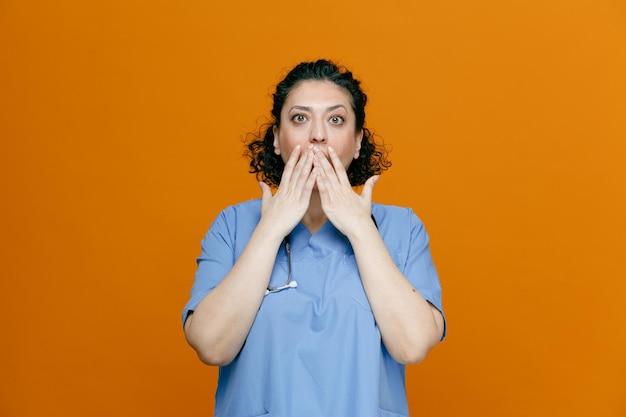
[{"left": 289, "top": 221, "right": 353, "bottom": 257}]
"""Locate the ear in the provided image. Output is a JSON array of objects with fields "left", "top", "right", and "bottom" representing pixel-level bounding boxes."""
[
  {"left": 354, "top": 130, "right": 363, "bottom": 159},
  {"left": 272, "top": 125, "right": 281, "bottom": 156}
]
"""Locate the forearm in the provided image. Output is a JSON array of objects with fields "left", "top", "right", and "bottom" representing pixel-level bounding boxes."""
[
  {"left": 348, "top": 222, "right": 444, "bottom": 364},
  {"left": 184, "top": 221, "right": 284, "bottom": 366}
]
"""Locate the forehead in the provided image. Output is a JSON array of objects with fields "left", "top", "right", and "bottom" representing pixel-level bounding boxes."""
[{"left": 284, "top": 80, "right": 353, "bottom": 109}]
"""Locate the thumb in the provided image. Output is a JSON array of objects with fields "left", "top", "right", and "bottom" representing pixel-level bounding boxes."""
[
  {"left": 360, "top": 175, "right": 379, "bottom": 202},
  {"left": 258, "top": 181, "right": 273, "bottom": 201}
]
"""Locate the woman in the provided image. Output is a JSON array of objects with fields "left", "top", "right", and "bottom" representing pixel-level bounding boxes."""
[{"left": 183, "top": 59, "right": 446, "bottom": 417}]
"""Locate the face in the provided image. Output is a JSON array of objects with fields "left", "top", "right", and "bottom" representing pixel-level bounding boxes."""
[{"left": 273, "top": 80, "right": 363, "bottom": 169}]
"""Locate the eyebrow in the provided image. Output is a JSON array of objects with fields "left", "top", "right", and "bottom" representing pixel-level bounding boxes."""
[{"left": 289, "top": 104, "right": 348, "bottom": 112}]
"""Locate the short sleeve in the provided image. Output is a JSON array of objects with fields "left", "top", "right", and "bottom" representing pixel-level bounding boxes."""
[
  {"left": 181, "top": 210, "right": 236, "bottom": 326},
  {"left": 402, "top": 209, "right": 447, "bottom": 340}
]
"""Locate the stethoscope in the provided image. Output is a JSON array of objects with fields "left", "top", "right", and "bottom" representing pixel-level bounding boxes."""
[
  {"left": 264, "top": 235, "right": 296, "bottom": 295},
  {"left": 264, "top": 215, "right": 378, "bottom": 296}
]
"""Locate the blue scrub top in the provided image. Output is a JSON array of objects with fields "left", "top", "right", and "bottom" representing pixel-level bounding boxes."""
[{"left": 183, "top": 199, "right": 445, "bottom": 417}]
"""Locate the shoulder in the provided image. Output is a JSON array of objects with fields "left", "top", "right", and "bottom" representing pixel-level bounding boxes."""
[
  {"left": 371, "top": 203, "right": 423, "bottom": 228},
  {"left": 371, "top": 203, "right": 430, "bottom": 250},
  {"left": 219, "top": 198, "right": 262, "bottom": 219},
  {"left": 208, "top": 199, "right": 262, "bottom": 235}
]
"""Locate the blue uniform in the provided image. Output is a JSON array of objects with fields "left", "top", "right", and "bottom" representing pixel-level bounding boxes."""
[{"left": 183, "top": 199, "right": 445, "bottom": 417}]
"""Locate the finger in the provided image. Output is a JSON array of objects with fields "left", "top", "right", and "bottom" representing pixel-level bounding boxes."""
[
  {"left": 278, "top": 145, "right": 302, "bottom": 187},
  {"left": 314, "top": 165, "right": 329, "bottom": 193},
  {"left": 301, "top": 166, "right": 318, "bottom": 197},
  {"left": 313, "top": 157, "right": 333, "bottom": 199},
  {"left": 312, "top": 147, "right": 340, "bottom": 193},
  {"left": 327, "top": 146, "right": 351, "bottom": 186},
  {"left": 258, "top": 181, "right": 273, "bottom": 202},
  {"left": 291, "top": 147, "right": 314, "bottom": 192},
  {"left": 360, "top": 175, "right": 379, "bottom": 203}
]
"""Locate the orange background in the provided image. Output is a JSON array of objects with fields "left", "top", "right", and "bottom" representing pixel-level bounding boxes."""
[{"left": 1, "top": 1, "right": 625, "bottom": 416}]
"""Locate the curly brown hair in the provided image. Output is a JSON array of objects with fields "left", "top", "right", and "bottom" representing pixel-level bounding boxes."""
[{"left": 245, "top": 59, "right": 391, "bottom": 187}]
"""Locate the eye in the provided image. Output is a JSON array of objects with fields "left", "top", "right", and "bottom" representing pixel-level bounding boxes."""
[
  {"left": 292, "top": 114, "right": 307, "bottom": 123},
  {"left": 329, "top": 115, "right": 345, "bottom": 125}
]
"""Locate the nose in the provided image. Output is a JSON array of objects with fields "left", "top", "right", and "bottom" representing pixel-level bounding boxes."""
[{"left": 309, "top": 120, "right": 327, "bottom": 144}]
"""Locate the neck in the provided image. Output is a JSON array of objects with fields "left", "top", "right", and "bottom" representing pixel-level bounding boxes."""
[{"left": 302, "top": 192, "right": 327, "bottom": 235}]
